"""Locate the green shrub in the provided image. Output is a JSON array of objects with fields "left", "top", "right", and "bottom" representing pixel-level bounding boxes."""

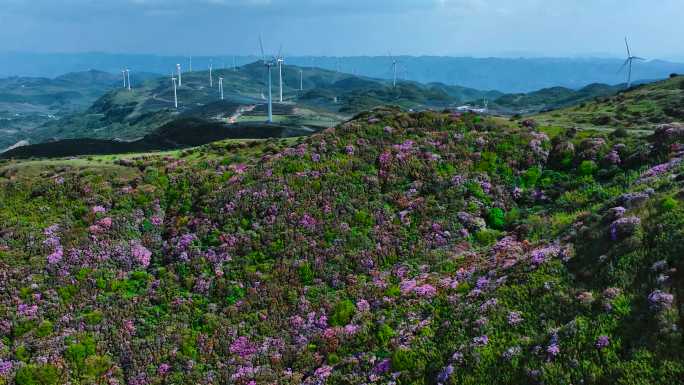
[
  {"left": 16, "top": 345, "right": 30, "bottom": 362},
  {"left": 579, "top": 160, "right": 598, "bottom": 176},
  {"left": 487, "top": 207, "right": 506, "bottom": 230},
  {"left": 15, "top": 364, "right": 60, "bottom": 385},
  {"left": 225, "top": 285, "right": 246, "bottom": 305},
  {"left": 354, "top": 210, "right": 375, "bottom": 227},
  {"left": 327, "top": 353, "right": 340, "bottom": 365},
  {"left": 392, "top": 348, "right": 426, "bottom": 373},
  {"left": 298, "top": 262, "right": 315, "bottom": 285},
  {"left": 65, "top": 335, "right": 97, "bottom": 371},
  {"left": 385, "top": 285, "right": 401, "bottom": 297},
  {"left": 83, "top": 310, "right": 103, "bottom": 325},
  {"left": 83, "top": 355, "right": 112, "bottom": 380},
  {"left": 330, "top": 299, "right": 355, "bottom": 326},
  {"left": 661, "top": 197, "right": 678, "bottom": 211},
  {"left": 475, "top": 229, "right": 501, "bottom": 246},
  {"left": 35, "top": 320, "right": 53, "bottom": 338},
  {"left": 377, "top": 323, "right": 395, "bottom": 346},
  {"left": 522, "top": 166, "right": 542, "bottom": 187},
  {"left": 13, "top": 320, "right": 36, "bottom": 337}
]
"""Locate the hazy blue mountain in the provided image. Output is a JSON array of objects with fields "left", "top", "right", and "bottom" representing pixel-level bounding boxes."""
[{"left": 3, "top": 52, "right": 684, "bottom": 93}]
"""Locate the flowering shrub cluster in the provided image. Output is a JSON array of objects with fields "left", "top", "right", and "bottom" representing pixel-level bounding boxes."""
[{"left": 0, "top": 108, "right": 682, "bottom": 384}]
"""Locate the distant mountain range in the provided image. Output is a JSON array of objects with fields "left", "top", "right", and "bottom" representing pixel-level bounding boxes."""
[
  {"left": 3, "top": 52, "right": 684, "bottom": 93},
  {"left": 1, "top": 60, "right": 680, "bottom": 155}
]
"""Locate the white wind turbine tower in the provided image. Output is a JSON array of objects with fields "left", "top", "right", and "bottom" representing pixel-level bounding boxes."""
[
  {"left": 189, "top": 56, "right": 193, "bottom": 72},
  {"left": 209, "top": 60, "right": 214, "bottom": 88},
  {"left": 171, "top": 74, "right": 178, "bottom": 109},
  {"left": 299, "top": 69, "right": 304, "bottom": 91},
  {"left": 219, "top": 77, "right": 224, "bottom": 100},
  {"left": 388, "top": 53, "right": 401, "bottom": 88},
  {"left": 259, "top": 36, "right": 275, "bottom": 123},
  {"left": 121, "top": 69, "right": 127, "bottom": 88},
  {"left": 276, "top": 46, "right": 284, "bottom": 102},
  {"left": 618, "top": 37, "right": 645, "bottom": 89},
  {"left": 176, "top": 64, "right": 182, "bottom": 87},
  {"left": 125, "top": 69, "right": 131, "bottom": 91},
  {"left": 392, "top": 57, "right": 398, "bottom": 88}
]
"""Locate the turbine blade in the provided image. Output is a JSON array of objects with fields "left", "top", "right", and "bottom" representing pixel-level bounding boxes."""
[
  {"left": 277, "top": 44, "right": 283, "bottom": 59},
  {"left": 624, "top": 37, "right": 631, "bottom": 57},
  {"left": 259, "top": 35, "right": 266, "bottom": 61},
  {"left": 616, "top": 59, "right": 629, "bottom": 74},
  {"left": 632, "top": 56, "right": 646, "bottom": 61}
]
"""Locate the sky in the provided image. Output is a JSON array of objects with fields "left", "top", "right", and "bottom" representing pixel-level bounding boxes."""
[{"left": 1, "top": 0, "right": 683, "bottom": 60}]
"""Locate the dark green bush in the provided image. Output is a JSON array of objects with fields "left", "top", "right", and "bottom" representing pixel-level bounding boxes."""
[
  {"left": 487, "top": 207, "right": 506, "bottom": 230},
  {"left": 15, "top": 364, "right": 60, "bottom": 385},
  {"left": 330, "top": 299, "right": 355, "bottom": 326}
]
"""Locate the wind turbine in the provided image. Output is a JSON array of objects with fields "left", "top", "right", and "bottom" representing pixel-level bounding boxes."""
[
  {"left": 299, "top": 69, "right": 304, "bottom": 91},
  {"left": 209, "top": 61, "right": 213, "bottom": 88},
  {"left": 618, "top": 37, "right": 645, "bottom": 89},
  {"left": 125, "top": 69, "right": 131, "bottom": 91},
  {"left": 391, "top": 57, "right": 398, "bottom": 88},
  {"left": 219, "top": 77, "right": 224, "bottom": 100},
  {"left": 189, "top": 56, "right": 193, "bottom": 72},
  {"left": 259, "top": 36, "right": 275, "bottom": 123},
  {"left": 388, "top": 53, "right": 402, "bottom": 88},
  {"left": 276, "top": 46, "right": 285, "bottom": 102},
  {"left": 171, "top": 74, "right": 178, "bottom": 109},
  {"left": 121, "top": 69, "right": 127, "bottom": 88}
]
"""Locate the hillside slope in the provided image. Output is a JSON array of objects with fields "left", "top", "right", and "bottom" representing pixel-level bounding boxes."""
[
  {"left": 0, "top": 108, "right": 682, "bottom": 384},
  {"left": 1, "top": 118, "right": 318, "bottom": 159},
  {"left": 14, "top": 63, "right": 498, "bottom": 150},
  {"left": 493, "top": 83, "right": 623, "bottom": 114},
  {"left": 536, "top": 75, "right": 684, "bottom": 130},
  {"left": 0, "top": 70, "right": 128, "bottom": 150}
]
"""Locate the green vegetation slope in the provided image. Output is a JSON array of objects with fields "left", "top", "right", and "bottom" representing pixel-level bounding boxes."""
[
  {"left": 536, "top": 74, "right": 684, "bottom": 130},
  {"left": 0, "top": 105, "right": 682, "bottom": 384}
]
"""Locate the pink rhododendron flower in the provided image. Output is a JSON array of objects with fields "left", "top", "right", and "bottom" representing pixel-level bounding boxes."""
[
  {"left": 131, "top": 243, "right": 151, "bottom": 267},
  {"left": 356, "top": 299, "right": 370, "bottom": 312}
]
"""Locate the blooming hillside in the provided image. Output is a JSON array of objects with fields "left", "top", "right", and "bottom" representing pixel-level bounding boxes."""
[{"left": 0, "top": 108, "right": 683, "bottom": 384}]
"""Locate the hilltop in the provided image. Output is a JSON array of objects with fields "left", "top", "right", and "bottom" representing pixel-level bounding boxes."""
[
  {"left": 0, "top": 104, "right": 682, "bottom": 384},
  {"left": 492, "top": 83, "right": 623, "bottom": 114},
  {"left": 536, "top": 74, "right": 684, "bottom": 130}
]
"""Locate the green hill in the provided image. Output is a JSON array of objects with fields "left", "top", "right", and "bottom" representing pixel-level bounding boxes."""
[
  {"left": 1, "top": 64, "right": 675, "bottom": 154},
  {"left": 535, "top": 74, "right": 684, "bottom": 130},
  {"left": 8, "top": 62, "right": 499, "bottom": 151},
  {"left": 0, "top": 70, "right": 162, "bottom": 151},
  {"left": 493, "top": 83, "right": 622, "bottom": 113},
  {"left": 1, "top": 104, "right": 683, "bottom": 383},
  {"left": 1, "top": 118, "right": 317, "bottom": 159}
]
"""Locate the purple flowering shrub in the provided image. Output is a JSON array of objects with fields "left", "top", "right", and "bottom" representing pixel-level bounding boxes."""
[{"left": 0, "top": 108, "right": 682, "bottom": 384}]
